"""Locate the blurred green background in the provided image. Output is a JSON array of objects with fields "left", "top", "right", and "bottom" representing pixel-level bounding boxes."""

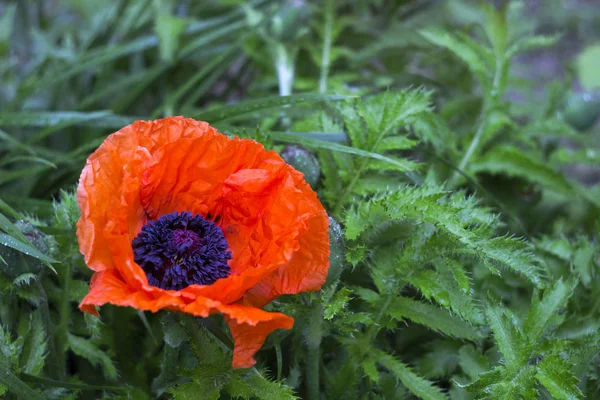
[
  {"left": 2, "top": 1, "right": 600, "bottom": 399},
  {"left": 1, "top": 0, "right": 600, "bottom": 206}
]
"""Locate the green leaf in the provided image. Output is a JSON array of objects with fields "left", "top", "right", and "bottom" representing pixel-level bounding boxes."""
[
  {"left": 323, "top": 287, "right": 352, "bottom": 320},
  {"left": 21, "top": 374, "right": 131, "bottom": 393},
  {"left": 272, "top": 132, "right": 419, "bottom": 173},
  {"left": 524, "top": 278, "right": 577, "bottom": 342},
  {"left": 485, "top": 305, "right": 531, "bottom": 369},
  {"left": 371, "top": 187, "right": 545, "bottom": 287},
  {"left": 0, "top": 233, "right": 57, "bottom": 269},
  {"left": 471, "top": 145, "right": 575, "bottom": 196},
  {"left": 417, "top": 340, "right": 461, "bottom": 379},
  {"left": 168, "top": 318, "right": 231, "bottom": 399},
  {"left": 406, "top": 270, "right": 484, "bottom": 325},
  {"left": 191, "top": 94, "right": 351, "bottom": 123},
  {"left": 506, "top": 33, "right": 562, "bottom": 59},
  {"left": 225, "top": 370, "right": 298, "bottom": 400},
  {"left": 536, "top": 355, "right": 583, "bottom": 400},
  {"left": 155, "top": 15, "right": 188, "bottom": 62},
  {"left": 458, "top": 345, "right": 488, "bottom": 381},
  {"left": 419, "top": 29, "right": 493, "bottom": 89},
  {"left": 387, "top": 296, "right": 484, "bottom": 340},
  {"left": 67, "top": 333, "right": 118, "bottom": 380},
  {"left": 576, "top": 44, "right": 600, "bottom": 90},
  {"left": 373, "top": 349, "right": 448, "bottom": 400},
  {"left": 0, "top": 363, "right": 45, "bottom": 400},
  {"left": 0, "top": 111, "right": 137, "bottom": 130},
  {"left": 481, "top": 2, "right": 507, "bottom": 54},
  {"left": 21, "top": 311, "right": 47, "bottom": 376},
  {"left": 0, "top": 4, "right": 16, "bottom": 43}
]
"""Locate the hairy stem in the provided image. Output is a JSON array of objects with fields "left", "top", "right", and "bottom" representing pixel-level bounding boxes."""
[
  {"left": 333, "top": 121, "right": 396, "bottom": 216},
  {"left": 305, "top": 304, "right": 323, "bottom": 400},
  {"left": 274, "top": 334, "right": 283, "bottom": 381},
  {"left": 319, "top": 0, "right": 335, "bottom": 94},
  {"left": 55, "top": 258, "right": 73, "bottom": 378},
  {"left": 35, "top": 279, "right": 61, "bottom": 379},
  {"left": 450, "top": 54, "right": 504, "bottom": 188}
]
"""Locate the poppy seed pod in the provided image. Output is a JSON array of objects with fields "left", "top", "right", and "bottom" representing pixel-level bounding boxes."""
[
  {"left": 0, "top": 221, "right": 50, "bottom": 278},
  {"left": 325, "top": 216, "right": 346, "bottom": 286},
  {"left": 562, "top": 91, "right": 600, "bottom": 132},
  {"left": 77, "top": 117, "right": 330, "bottom": 368},
  {"left": 280, "top": 144, "right": 321, "bottom": 188}
]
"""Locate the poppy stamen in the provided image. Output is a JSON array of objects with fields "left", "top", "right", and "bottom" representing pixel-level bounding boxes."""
[{"left": 131, "top": 212, "right": 231, "bottom": 290}]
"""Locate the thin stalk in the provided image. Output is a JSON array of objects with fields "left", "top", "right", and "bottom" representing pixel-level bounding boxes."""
[
  {"left": 55, "top": 258, "right": 73, "bottom": 378},
  {"left": 35, "top": 279, "right": 61, "bottom": 379},
  {"left": 449, "top": 54, "right": 504, "bottom": 188},
  {"left": 274, "top": 334, "right": 283, "bottom": 381},
  {"left": 319, "top": 0, "right": 335, "bottom": 94},
  {"left": 274, "top": 44, "right": 296, "bottom": 97},
  {"left": 333, "top": 121, "right": 399, "bottom": 216},
  {"left": 305, "top": 304, "right": 323, "bottom": 400},
  {"left": 365, "top": 295, "right": 392, "bottom": 345},
  {"left": 186, "top": 316, "right": 268, "bottom": 380}
]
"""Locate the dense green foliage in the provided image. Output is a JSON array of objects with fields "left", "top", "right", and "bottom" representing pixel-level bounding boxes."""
[{"left": 1, "top": 0, "right": 600, "bottom": 399}]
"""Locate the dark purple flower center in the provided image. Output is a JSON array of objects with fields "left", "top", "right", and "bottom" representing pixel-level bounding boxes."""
[{"left": 131, "top": 212, "right": 232, "bottom": 290}]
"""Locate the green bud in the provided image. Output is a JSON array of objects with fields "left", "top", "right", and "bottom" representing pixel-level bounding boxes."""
[
  {"left": 281, "top": 145, "right": 321, "bottom": 188},
  {"left": 53, "top": 190, "right": 80, "bottom": 230},
  {"left": 325, "top": 217, "right": 346, "bottom": 286},
  {"left": 267, "top": 0, "right": 312, "bottom": 44},
  {"left": 1, "top": 221, "right": 49, "bottom": 278},
  {"left": 562, "top": 91, "right": 600, "bottom": 132}
]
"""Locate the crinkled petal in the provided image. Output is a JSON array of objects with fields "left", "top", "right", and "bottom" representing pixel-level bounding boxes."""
[
  {"left": 245, "top": 208, "right": 330, "bottom": 307},
  {"left": 80, "top": 269, "right": 218, "bottom": 316},
  {"left": 141, "top": 134, "right": 321, "bottom": 304},
  {"left": 221, "top": 304, "right": 294, "bottom": 368}
]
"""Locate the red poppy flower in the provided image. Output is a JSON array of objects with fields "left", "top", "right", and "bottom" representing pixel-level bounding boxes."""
[{"left": 77, "top": 116, "right": 330, "bottom": 368}]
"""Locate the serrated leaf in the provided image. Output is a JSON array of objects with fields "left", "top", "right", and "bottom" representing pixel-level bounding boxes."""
[
  {"left": 388, "top": 297, "right": 484, "bottom": 340},
  {"left": 524, "top": 278, "right": 577, "bottom": 342},
  {"left": 225, "top": 370, "right": 298, "bottom": 400},
  {"left": 67, "top": 333, "right": 117, "bottom": 380},
  {"left": 471, "top": 145, "right": 574, "bottom": 196},
  {"left": 485, "top": 306, "right": 531, "bottom": 369},
  {"left": 406, "top": 270, "right": 484, "bottom": 325},
  {"left": 506, "top": 33, "right": 562, "bottom": 59},
  {"left": 536, "top": 355, "right": 583, "bottom": 400},
  {"left": 417, "top": 340, "right": 461, "bottom": 379},
  {"left": 419, "top": 29, "right": 493, "bottom": 89},
  {"left": 376, "top": 187, "right": 545, "bottom": 287},
  {"left": 21, "top": 310, "right": 47, "bottom": 376},
  {"left": 323, "top": 287, "right": 352, "bottom": 320},
  {"left": 458, "top": 345, "right": 488, "bottom": 381},
  {"left": 373, "top": 349, "right": 448, "bottom": 400}
]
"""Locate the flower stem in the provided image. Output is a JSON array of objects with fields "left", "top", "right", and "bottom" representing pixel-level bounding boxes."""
[
  {"left": 55, "top": 259, "right": 73, "bottom": 378},
  {"left": 449, "top": 54, "right": 504, "bottom": 188},
  {"left": 305, "top": 304, "right": 323, "bottom": 400},
  {"left": 274, "top": 334, "right": 283, "bottom": 381},
  {"left": 319, "top": 0, "right": 335, "bottom": 94}
]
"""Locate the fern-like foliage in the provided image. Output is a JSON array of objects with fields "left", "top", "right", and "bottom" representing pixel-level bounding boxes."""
[{"left": 310, "top": 88, "right": 432, "bottom": 212}]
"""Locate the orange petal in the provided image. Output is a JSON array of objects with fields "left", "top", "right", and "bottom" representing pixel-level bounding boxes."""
[
  {"left": 220, "top": 304, "right": 294, "bottom": 368},
  {"left": 245, "top": 209, "right": 330, "bottom": 307},
  {"left": 80, "top": 269, "right": 206, "bottom": 315}
]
